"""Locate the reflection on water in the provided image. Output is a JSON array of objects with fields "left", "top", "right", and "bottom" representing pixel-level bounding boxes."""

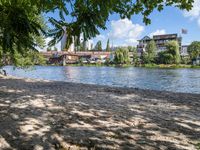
[{"left": 3, "top": 66, "right": 200, "bottom": 94}]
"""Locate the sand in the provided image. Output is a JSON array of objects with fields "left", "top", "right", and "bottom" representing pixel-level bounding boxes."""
[{"left": 0, "top": 75, "right": 200, "bottom": 150}]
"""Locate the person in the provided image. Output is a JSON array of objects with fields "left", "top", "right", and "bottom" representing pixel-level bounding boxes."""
[
  {"left": 0, "top": 69, "right": 7, "bottom": 76},
  {"left": 3, "top": 70, "right": 7, "bottom": 76}
]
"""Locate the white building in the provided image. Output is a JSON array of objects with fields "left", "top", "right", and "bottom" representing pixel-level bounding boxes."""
[
  {"left": 181, "top": 45, "right": 189, "bottom": 56},
  {"left": 61, "top": 30, "right": 92, "bottom": 51},
  {"left": 83, "top": 40, "right": 93, "bottom": 50},
  {"left": 61, "top": 31, "right": 75, "bottom": 52}
]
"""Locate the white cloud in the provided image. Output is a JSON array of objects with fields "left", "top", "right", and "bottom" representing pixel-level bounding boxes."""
[
  {"left": 125, "top": 38, "right": 138, "bottom": 45},
  {"left": 183, "top": 0, "right": 200, "bottom": 27},
  {"left": 109, "top": 18, "right": 144, "bottom": 39},
  {"left": 149, "top": 29, "right": 166, "bottom": 37},
  {"left": 92, "top": 18, "right": 144, "bottom": 48},
  {"left": 109, "top": 18, "right": 144, "bottom": 46}
]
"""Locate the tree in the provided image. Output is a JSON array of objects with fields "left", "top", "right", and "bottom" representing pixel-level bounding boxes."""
[
  {"left": 47, "top": 47, "right": 52, "bottom": 52},
  {"left": 132, "top": 48, "right": 140, "bottom": 66},
  {"left": 187, "top": 41, "right": 200, "bottom": 61},
  {"left": 54, "top": 47, "right": 58, "bottom": 51},
  {"left": 157, "top": 41, "right": 181, "bottom": 64},
  {"left": 127, "top": 46, "right": 136, "bottom": 52},
  {"left": 0, "top": 0, "right": 46, "bottom": 67},
  {"left": 157, "top": 51, "right": 174, "bottom": 64},
  {"left": 95, "top": 41, "right": 102, "bottom": 51},
  {"left": 13, "top": 50, "right": 46, "bottom": 67},
  {"left": 91, "top": 43, "right": 93, "bottom": 50},
  {"left": 114, "top": 48, "right": 130, "bottom": 64},
  {"left": 142, "top": 40, "right": 157, "bottom": 64},
  {"left": 106, "top": 39, "right": 110, "bottom": 51},
  {"left": 165, "top": 41, "right": 181, "bottom": 64},
  {"left": 47, "top": 0, "right": 194, "bottom": 49},
  {"left": 146, "top": 40, "right": 156, "bottom": 60},
  {"left": 78, "top": 42, "right": 84, "bottom": 51},
  {"left": 0, "top": 0, "right": 46, "bottom": 53},
  {"left": 0, "top": 0, "right": 195, "bottom": 67}
]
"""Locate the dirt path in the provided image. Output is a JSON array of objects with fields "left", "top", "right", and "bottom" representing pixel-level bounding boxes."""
[{"left": 0, "top": 76, "right": 200, "bottom": 150}]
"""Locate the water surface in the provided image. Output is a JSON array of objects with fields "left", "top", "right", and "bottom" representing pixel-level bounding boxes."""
[{"left": 3, "top": 66, "right": 200, "bottom": 94}]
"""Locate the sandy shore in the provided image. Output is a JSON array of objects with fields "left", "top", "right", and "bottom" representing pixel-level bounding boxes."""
[{"left": 0, "top": 75, "right": 200, "bottom": 150}]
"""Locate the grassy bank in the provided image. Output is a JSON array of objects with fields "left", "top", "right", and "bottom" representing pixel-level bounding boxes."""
[
  {"left": 142, "top": 64, "right": 200, "bottom": 69},
  {"left": 64, "top": 63, "right": 133, "bottom": 67},
  {"left": 63, "top": 63, "right": 200, "bottom": 69}
]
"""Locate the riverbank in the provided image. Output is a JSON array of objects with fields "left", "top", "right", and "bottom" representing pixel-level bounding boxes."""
[
  {"left": 0, "top": 75, "right": 200, "bottom": 149},
  {"left": 62, "top": 63, "right": 200, "bottom": 69}
]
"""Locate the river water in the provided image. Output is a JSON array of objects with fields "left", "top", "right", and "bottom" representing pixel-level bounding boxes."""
[{"left": 3, "top": 66, "right": 200, "bottom": 94}]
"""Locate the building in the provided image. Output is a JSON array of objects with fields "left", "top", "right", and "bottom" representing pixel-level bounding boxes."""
[
  {"left": 81, "top": 40, "right": 93, "bottom": 51},
  {"left": 137, "top": 36, "right": 151, "bottom": 54},
  {"left": 61, "top": 32, "right": 75, "bottom": 52},
  {"left": 61, "top": 29, "right": 93, "bottom": 51},
  {"left": 137, "top": 34, "right": 182, "bottom": 54},
  {"left": 40, "top": 51, "right": 111, "bottom": 65},
  {"left": 181, "top": 45, "right": 189, "bottom": 56}
]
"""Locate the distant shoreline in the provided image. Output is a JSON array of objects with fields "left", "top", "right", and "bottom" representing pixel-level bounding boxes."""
[
  {"left": 47, "top": 63, "right": 200, "bottom": 69},
  {"left": 3, "top": 63, "right": 200, "bottom": 69}
]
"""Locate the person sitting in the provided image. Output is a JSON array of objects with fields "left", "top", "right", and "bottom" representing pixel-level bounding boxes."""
[
  {"left": 3, "top": 70, "right": 7, "bottom": 76},
  {"left": 0, "top": 69, "right": 7, "bottom": 76}
]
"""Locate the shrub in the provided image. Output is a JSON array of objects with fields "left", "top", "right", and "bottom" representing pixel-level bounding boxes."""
[
  {"left": 157, "top": 51, "right": 174, "bottom": 64},
  {"left": 114, "top": 48, "right": 130, "bottom": 64},
  {"left": 187, "top": 41, "right": 200, "bottom": 63},
  {"left": 140, "top": 40, "right": 156, "bottom": 64},
  {"left": 165, "top": 41, "right": 180, "bottom": 64}
]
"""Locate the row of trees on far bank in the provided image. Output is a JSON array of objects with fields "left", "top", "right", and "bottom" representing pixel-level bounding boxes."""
[
  {"left": 47, "top": 47, "right": 58, "bottom": 52},
  {"left": 187, "top": 41, "right": 200, "bottom": 62},
  {"left": 0, "top": 0, "right": 194, "bottom": 68},
  {"left": 113, "top": 40, "right": 200, "bottom": 66},
  {"left": 73, "top": 39, "right": 106, "bottom": 51}
]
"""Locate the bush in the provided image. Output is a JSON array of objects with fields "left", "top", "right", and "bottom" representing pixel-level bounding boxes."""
[
  {"left": 181, "top": 56, "right": 190, "bottom": 64},
  {"left": 165, "top": 41, "right": 180, "bottom": 64},
  {"left": 114, "top": 48, "right": 130, "bottom": 64},
  {"left": 141, "top": 40, "right": 156, "bottom": 64},
  {"left": 188, "top": 41, "right": 200, "bottom": 61},
  {"left": 157, "top": 51, "right": 174, "bottom": 64},
  {"left": 13, "top": 51, "right": 46, "bottom": 67},
  {"left": 156, "top": 41, "right": 181, "bottom": 64}
]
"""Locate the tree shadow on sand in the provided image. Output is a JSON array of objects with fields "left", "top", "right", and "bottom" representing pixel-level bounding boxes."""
[{"left": 0, "top": 77, "right": 200, "bottom": 149}]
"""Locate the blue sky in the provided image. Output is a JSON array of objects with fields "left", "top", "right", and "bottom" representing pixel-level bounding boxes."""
[{"left": 43, "top": 0, "right": 200, "bottom": 50}]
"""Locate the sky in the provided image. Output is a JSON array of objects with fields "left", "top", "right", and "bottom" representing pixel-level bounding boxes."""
[{"left": 41, "top": 0, "right": 200, "bottom": 50}]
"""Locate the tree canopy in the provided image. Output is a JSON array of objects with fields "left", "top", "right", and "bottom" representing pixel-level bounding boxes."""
[
  {"left": 95, "top": 41, "right": 102, "bottom": 51},
  {"left": 187, "top": 41, "right": 200, "bottom": 60},
  {"left": 142, "top": 40, "right": 156, "bottom": 64},
  {"left": 0, "top": 0, "right": 195, "bottom": 67},
  {"left": 106, "top": 39, "right": 110, "bottom": 52},
  {"left": 47, "top": 0, "right": 194, "bottom": 48},
  {"left": 165, "top": 41, "right": 180, "bottom": 64},
  {"left": 114, "top": 48, "right": 130, "bottom": 64},
  {"left": 157, "top": 41, "right": 180, "bottom": 64},
  {"left": 0, "top": 0, "right": 46, "bottom": 53},
  {"left": 0, "top": 0, "right": 46, "bottom": 66}
]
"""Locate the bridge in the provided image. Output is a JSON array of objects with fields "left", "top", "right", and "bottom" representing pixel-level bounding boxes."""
[{"left": 40, "top": 51, "right": 111, "bottom": 65}]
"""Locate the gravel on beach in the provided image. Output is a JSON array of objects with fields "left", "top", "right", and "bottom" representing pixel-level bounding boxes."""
[{"left": 0, "top": 75, "right": 200, "bottom": 150}]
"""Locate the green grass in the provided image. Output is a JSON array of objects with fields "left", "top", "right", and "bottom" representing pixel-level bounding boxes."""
[
  {"left": 142, "top": 64, "right": 200, "bottom": 69},
  {"left": 65, "top": 63, "right": 107, "bottom": 67},
  {"left": 64, "top": 63, "right": 133, "bottom": 67},
  {"left": 54, "top": 63, "right": 200, "bottom": 69}
]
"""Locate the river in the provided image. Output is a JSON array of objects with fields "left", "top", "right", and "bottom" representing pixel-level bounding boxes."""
[{"left": 3, "top": 66, "right": 200, "bottom": 94}]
